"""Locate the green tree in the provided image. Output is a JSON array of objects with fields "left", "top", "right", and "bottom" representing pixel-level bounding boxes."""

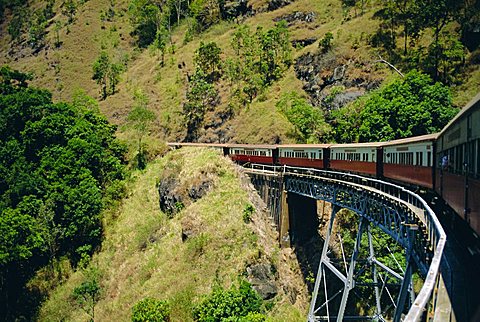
[
  {"left": 128, "top": 0, "right": 162, "bottom": 47},
  {"left": 54, "top": 20, "right": 62, "bottom": 48},
  {"left": 193, "top": 281, "right": 263, "bottom": 321},
  {"left": 127, "top": 90, "right": 156, "bottom": 169},
  {"left": 319, "top": 32, "right": 334, "bottom": 53},
  {"left": 154, "top": 25, "right": 169, "bottom": 67},
  {"left": 132, "top": 298, "right": 170, "bottom": 322},
  {"left": 189, "top": 0, "right": 221, "bottom": 33},
  {"left": 0, "top": 66, "right": 125, "bottom": 320},
  {"left": 277, "top": 92, "right": 331, "bottom": 143},
  {"left": 0, "top": 208, "right": 45, "bottom": 266},
  {"left": 92, "top": 51, "right": 111, "bottom": 100},
  {"left": 358, "top": 70, "right": 457, "bottom": 142},
  {"left": 194, "top": 41, "right": 222, "bottom": 80},
  {"left": 27, "top": 11, "right": 47, "bottom": 49},
  {"left": 108, "top": 62, "right": 123, "bottom": 95},
  {"left": 73, "top": 275, "right": 101, "bottom": 321},
  {"left": 63, "top": 0, "right": 78, "bottom": 24},
  {"left": 92, "top": 52, "right": 123, "bottom": 99},
  {"left": 7, "top": 8, "right": 28, "bottom": 41},
  {"left": 183, "top": 71, "right": 218, "bottom": 141}
]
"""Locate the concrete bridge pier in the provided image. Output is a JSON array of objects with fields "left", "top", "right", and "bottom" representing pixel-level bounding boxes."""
[{"left": 279, "top": 190, "right": 318, "bottom": 248}]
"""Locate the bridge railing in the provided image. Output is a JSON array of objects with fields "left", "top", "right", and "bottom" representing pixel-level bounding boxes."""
[{"left": 244, "top": 163, "right": 447, "bottom": 321}]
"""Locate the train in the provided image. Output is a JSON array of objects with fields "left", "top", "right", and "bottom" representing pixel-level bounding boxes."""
[{"left": 168, "top": 93, "right": 480, "bottom": 238}]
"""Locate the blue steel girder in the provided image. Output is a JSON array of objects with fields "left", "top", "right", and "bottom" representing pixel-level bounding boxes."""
[{"left": 285, "top": 175, "right": 430, "bottom": 276}]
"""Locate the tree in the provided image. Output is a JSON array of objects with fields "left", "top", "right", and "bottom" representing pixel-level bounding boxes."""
[
  {"left": 227, "top": 22, "right": 291, "bottom": 106},
  {"left": 7, "top": 8, "right": 28, "bottom": 41},
  {"left": 171, "top": 0, "right": 186, "bottom": 26},
  {"left": 92, "top": 52, "right": 123, "bottom": 99},
  {"left": 108, "top": 62, "right": 122, "bottom": 95},
  {"left": 193, "top": 281, "right": 263, "bottom": 321},
  {"left": 154, "top": 25, "right": 169, "bottom": 67},
  {"left": 72, "top": 272, "right": 100, "bottom": 321},
  {"left": 277, "top": 92, "right": 331, "bottom": 143},
  {"left": 183, "top": 71, "right": 218, "bottom": 141},
  {"left": 54, "top": 20, "right": 62, "bottom": 48},
  {"left": 319, "top": 32, "right": 334, "bottom": 53},
  {"left": 131, "top": 298, "right": 170, "bottom": 322},
  {"left": 128, "top": 0, "right": 162, "bottom": 47},
  {"left": 63, "top": 0, "right": 78, "bottom": 24},
  {"left": 358, "top": 70, "right": 458, "bottom": 142},
  {"left": 194, "top": 41, "right": 222, "bottom": 80},
  {"left": 127, "top": 90, "right": 156, "bottom": 169},
  {"left": 92, "top": 52, "right": 110, "bottom": 100},
  {"left": 27, "top": 11, "right": 47, "bottom": 49},
  {"left": 0, "top": 66, "right": 125, "bottom": 320},
  {"left": 0, "top": 208, "right": 45, "bottom": 267}
]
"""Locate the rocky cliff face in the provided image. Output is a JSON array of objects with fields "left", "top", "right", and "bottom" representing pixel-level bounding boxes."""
[{"left": 294, "top": 50, "right": 382, "bottom": 110}]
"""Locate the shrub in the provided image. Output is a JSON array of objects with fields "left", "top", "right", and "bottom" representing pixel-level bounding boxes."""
[
  {"left": 319, "top": 32, "right": 333, "bottom": 53},
  {"left": 132, "top": 298, "right": 170, "bottom": 322},
  {"left": 193, "top": 281, "right": 262, "bottom": 321},
  {"left": 243, "top": 204, "right": 255, "bottom": 223}
]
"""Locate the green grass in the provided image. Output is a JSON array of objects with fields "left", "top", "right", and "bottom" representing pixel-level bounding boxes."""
[{"left": 38, "top": 147, "right": 307, "bottom": 321}]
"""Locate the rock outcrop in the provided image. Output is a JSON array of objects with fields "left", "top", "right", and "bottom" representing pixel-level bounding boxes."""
[{"left": 294, "top": 51, "right": 382, "bottom": 109}]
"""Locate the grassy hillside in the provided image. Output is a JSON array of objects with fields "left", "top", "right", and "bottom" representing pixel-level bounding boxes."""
[
  {"left": 2, "top": 0, "right": 478, "bottom": 147},
  {"left": 37, "top": 147, "right": 308, "bottom": 321}
]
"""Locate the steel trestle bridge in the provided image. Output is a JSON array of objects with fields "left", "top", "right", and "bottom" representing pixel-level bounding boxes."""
[{"left": 243, "top": 164, "right": 448, "bottom": 322}]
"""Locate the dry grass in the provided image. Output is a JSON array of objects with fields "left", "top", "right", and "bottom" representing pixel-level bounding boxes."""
[
  {"left": 1, "top": 0, "right": 477, "bottom": 146},
  {"left": 38, "top": 147, "right": 308, "bottom": 321}
]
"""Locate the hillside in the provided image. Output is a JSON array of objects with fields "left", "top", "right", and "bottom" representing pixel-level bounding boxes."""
[
  {"left": 1, "top": 0, "right": 478, "bottom": 147},
  {"left": 38, "top": 147, "right": 308, "bottom": 321}
]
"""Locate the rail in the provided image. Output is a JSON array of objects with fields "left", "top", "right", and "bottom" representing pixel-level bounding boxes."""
[{"left": 243, "top": 163, "right": 447, "bottom": 321}]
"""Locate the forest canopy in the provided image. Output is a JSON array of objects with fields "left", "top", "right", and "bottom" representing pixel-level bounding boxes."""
[{"left": 0, "top": 66, "right": 126, "bottom": 319}]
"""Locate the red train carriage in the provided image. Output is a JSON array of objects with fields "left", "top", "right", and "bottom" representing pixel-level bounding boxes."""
[
  {"left": 435, "top": 93, "right": 480, "bottom": 236},
  {"left": 277, "top": 144, "right": 330, "bottom": 169},
  {"left": 329, "top": 142, "right": 383, "bottom": 176},
  {"left": 227, "top": 144, "right": 276, "bottom": 165},
  {"left": 382, "top": 134, "right": 437, "bottom": 189}
]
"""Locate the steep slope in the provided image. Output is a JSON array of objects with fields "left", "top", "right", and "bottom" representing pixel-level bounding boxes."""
[
  {"left": 2, "top": 0, "right": 478, "bottom": 147},
  {"left": 38, "top": 147, "right": 308, "bottom": 321}
]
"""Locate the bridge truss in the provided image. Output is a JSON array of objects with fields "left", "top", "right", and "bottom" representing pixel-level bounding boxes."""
[{"left": 243, "top": 164, "right": 446, "bottom": 322}]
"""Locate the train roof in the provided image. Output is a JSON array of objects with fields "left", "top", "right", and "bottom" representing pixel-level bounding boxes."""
[
  {"left": 227, "top": 143, "right": 277, "bottom": 149},
  {"left": 438, "top": 92, "right": 480, "bottom": 136},
  {"left": 330, "top": 142, "right": 383, "bottom": 148},
  {"left": 277, "top": 144, "right": 331, "bottom": 149},
  {"left": 380, "top": 133, "right": 438, "bottom": 146},
  {"left": 167, "top": 142, "right": 227, "bottom": 147}
]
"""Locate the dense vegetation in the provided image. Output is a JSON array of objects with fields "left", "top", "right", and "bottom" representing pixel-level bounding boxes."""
[
  {"left": 0, "top": 66, "right": 125, "bottom": 320},
  {"left": 331, "top": 70, "right": 458, "bottom": 142},
  {"left": 193, "top": 281, "right": 265, "bottom": 321},
  {"left": 365, "top": 0, "right": 479, "bottom": 85}
]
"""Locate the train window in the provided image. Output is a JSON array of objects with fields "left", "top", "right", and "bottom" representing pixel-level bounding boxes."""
[
  {"left": 416, "top": 152, "right": 423, "bottom": 166},
  {"left": 467, "top": 141, "right": 475, "bottom": 175},
  {"left": 455, "top": 145, "right": 464, "bottom": 174},
  {"left": 319, "top": 150, "right": 322, "bottom": 159},
  {"left": 477, "top": 140, "right": 480, "bottom": 177},
  {"left": 399, "top": 152, "right": 414, "bottom": 165},
  {"left": 427, "top": 152, "right": 431, "bottom": 167}
]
